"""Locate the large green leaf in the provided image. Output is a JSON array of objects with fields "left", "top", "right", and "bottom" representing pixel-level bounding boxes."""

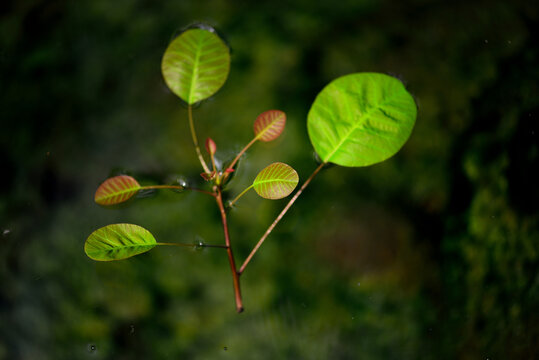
[
  {"left": 85, "top": 223, "right": 157, "bottom": 261},
  {"left": 307, "top": 73, "right": 416, "bottom": 167},
  {"left": 161, "top": 27, "right": 230, "bottom": 104},
  {"left": 253, "top": 162, "right": 299, "bottom": 200},
  {"left": 95, "top": 175, "right": 141, "bottom": 206}
]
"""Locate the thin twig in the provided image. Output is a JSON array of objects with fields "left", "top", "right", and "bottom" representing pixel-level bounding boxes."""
[
  {"left": 228, "top": 137, "right": 257, "bottom": 170},
  {"left": 215, "top": 187, "right": 244, "bottom": 313},
  {"left": 142, "top": 185, "right": 215, "bottom": 197},
  {"left": 221, "top": 136, "right": 258, "bottom": 182},
  {"left": 188, "top": 104, "right": 211, "bottom": 174},
  {"left": 227, "top": 185, "right": 253, "bottom": 208},
  {"left": 239, "top": 162, "right": 326, "bottom": 274},
  {"left": 156, "top": 242, "right": 228, "bottom": 249}
]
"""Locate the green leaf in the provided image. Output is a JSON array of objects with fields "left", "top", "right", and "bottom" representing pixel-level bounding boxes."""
[
  {"left": 253, "top": 162, "right": 299, "bottom": 200},
  {"left": 254, "top": 110, "right": 286, "bottom": 142},
  {"left": 161, "top": 27, "right": 230, "bottom": 104},
  {"left": 85, "top": 223, "right": 157, "bottom": 261},
  {"left": 307, "top": 73, "right": 417, "bottom": 167},
  {"left": 95, "top": 175, "right": 141, "bottom": 206}
]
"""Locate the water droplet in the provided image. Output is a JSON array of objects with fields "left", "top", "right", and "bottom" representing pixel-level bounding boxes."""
[
  {"left": 507, "top": 40, "right": 512, "bottom": 44},
  {"left": 194, "top": 237, "right": 206, "bottom": 251},
  {"left": 176, "top": 177, "right": 188, "bottom": 188},
  {"left": 130, "top": 324, "right": 135, "bottom": 334},
  {"left": 484, "top": 39, "right": 488, "bottom": 44},
  {"left": 223, "top": 346, "right": 228, "bottom": 351},
  {"left": 88, "top": 344, "right": 96, "bottom": 352},
  {"left": 2, "top": 229, "right": 10, "bottom": 236},
  {"left": 357, "top": 282, "right": 361, "bottom": 286},
  {"left": 351, "top": 316, "right": 355, "bottom": 320}
]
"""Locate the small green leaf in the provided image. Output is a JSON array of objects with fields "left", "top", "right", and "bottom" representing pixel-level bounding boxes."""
[
  {"left": 307, "top": 73, "right": 417, "bottom": 167},
  {"left": 253, "top": 162, "right": 299, "bottom": 200},
  {"left": 161, "top": 27, "right": 230, "bottom": 104},
  {"left": 254, "top": 110, "right": 286, "bottom": 142},
  {"left": 85, "top": 224, "right": 157, "bottom": 261},
  {"left": 95, "top": 175, "right": 141, "bottom": 205}
]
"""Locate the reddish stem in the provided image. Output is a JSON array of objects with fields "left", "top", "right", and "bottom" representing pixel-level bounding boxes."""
[
  {"left": 215, "top": 187, "right": 244, "bottom": 313},
  {"left": 222, "top": 136, "right": 258, "bottom": 182},
  {"left": 239, "top": 162, "right": 326, "bottom": 274}
]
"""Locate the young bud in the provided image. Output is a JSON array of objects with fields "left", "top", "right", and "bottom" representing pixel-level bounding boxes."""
[{"left": 205, "top": 138, "right": 217, "bottom": 156}]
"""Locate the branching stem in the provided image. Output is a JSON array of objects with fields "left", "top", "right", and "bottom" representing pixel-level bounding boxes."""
[{"left": 239, "top": 162, "right": 326, "bottom": 274}]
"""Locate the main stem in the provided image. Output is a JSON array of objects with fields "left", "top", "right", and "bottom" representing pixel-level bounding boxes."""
[
  {"left": 239, "top": 162, "right": 326, "bottom": 274},
  {"left": 215, "top": 187, "right": 244, "bottom": 313},
  {"left": 188, "top": 104, "right": 211, "bottom": 174}
]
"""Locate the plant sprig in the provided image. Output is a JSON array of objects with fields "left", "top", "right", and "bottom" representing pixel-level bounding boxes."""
[{"left": 85, "top": 24, "right": 417, "bottom": 313}]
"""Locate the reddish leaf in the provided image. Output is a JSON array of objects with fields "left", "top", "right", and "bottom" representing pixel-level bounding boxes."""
[
  {"left": 95, "top": 175, "right": 141, "bottom": 206},
  {"left": 253, "top": 110, "right": 286, "bottom": 142}
]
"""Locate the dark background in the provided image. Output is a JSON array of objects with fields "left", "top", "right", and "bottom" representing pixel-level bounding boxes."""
[{"left": 1, "top": 0, "right": 538, "bottom": 359}]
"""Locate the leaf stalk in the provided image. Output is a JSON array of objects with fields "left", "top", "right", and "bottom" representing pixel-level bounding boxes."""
[
  {"left": 228, "top": 185, "right": 253, "bottom": 208},
  {"left": 239, "top": 162, "right": 326, "bottom": 274},
  {"left": 142, "top": 185, "right": 215, "bottom": 197},
  {"left": 156, "top": 242, "right": 228, "bottom": 249},
  {"left": 188, "top": 104, "right": 211, "bottom": 174},
  {"left": 224, "top": 136, "right": 258, "bottom": 178}
]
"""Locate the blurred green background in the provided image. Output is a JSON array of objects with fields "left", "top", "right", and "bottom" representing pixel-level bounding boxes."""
[{"left": 1, "top": 0, "right": 538, "bottom": 359}]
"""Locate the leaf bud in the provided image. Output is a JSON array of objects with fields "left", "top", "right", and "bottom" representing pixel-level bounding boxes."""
[{"left": 205, "top": 138, "right": 217, "bottom": 156}]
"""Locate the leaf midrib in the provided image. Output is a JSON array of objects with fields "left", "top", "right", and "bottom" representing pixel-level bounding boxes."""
[
  {"left": 188, "top": 35, "right": 203, "bottom": 104},
  {"left": 253, "top": 178, "right": 297, "bottom": 186},
  {"left": 323, "top": 94, "right": 396, "bottom": 163},
  {"left": 88, "top": 243, "right": 156, "bottom": 253},
  {"left": 97, "top": 186, "right": 140, "bottom": 201},
  {"left": 255, "top": 113, "right": 285, "bottom": 140}
]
